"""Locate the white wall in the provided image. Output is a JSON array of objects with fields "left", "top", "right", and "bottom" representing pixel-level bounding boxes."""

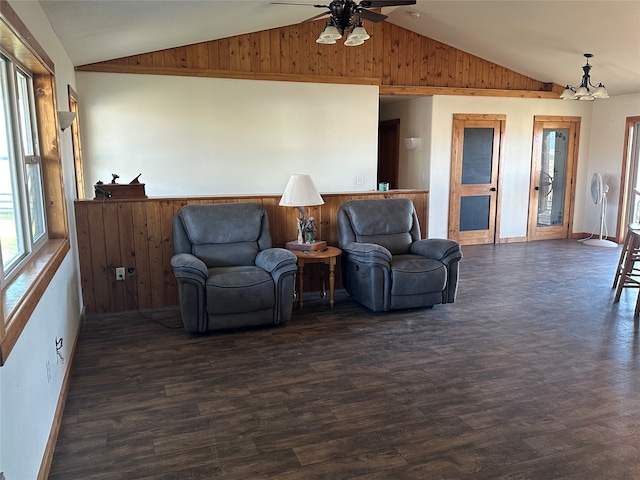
[
  {"left": 76, "top": 73, "right": 380, "bottom": 196},
  {"left": 379, "top": 97, "right": 433, "bottom": 191},
  {"left": 382, "top": 96, "right": 600, "bottom": 238},
  {"left": 587, "top": 94, "right": 640, "bottom": 236},
  {"left": 1, "top": 2, "right": 83, "bottom": 479}
]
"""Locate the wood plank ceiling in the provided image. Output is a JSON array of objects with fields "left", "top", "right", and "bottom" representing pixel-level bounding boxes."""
[{"left": 76, "top": 18, "right": 563, "bottom": 99}]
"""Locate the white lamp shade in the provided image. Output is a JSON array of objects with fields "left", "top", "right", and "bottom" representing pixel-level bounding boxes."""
[{"left": 279, "top": 174, "right": 324, "bottom": 207}]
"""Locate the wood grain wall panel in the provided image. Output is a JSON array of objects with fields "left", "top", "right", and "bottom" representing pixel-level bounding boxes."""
[
  {"left": 74, "top": 190, "right": 427, "bottom": 313},
  {"left": 145, "top": 201, "right": 166, "bottom": 308},
  {"left": 76, "top": 18, "right": 564, "bottom": 97},
  {"left": 74, "top": 202, "right": 95, "bottom": 313},
  {"left": 131, "top": 201, "right": 152, "bottom": 310},
  {"left": 86, "top": 204, "right": 110, "bottom": 312},
  {"left": 117, "top": 202, "right": 138, "bottom": 311}
]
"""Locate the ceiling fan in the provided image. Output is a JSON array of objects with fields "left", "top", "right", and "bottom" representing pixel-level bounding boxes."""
[{"left": 272, "top": 0, "right": 417, "bottom": 45}]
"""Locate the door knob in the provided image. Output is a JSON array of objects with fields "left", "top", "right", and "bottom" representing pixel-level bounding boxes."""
[
  {"left": 490, "top": 187, "right": 497, "bottom": 191},
  {"left": 534, "top": 186, "right": 540, "bottom": 190}
]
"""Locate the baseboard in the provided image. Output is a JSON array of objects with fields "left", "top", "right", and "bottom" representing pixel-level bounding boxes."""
[
  {"left": 497, "top": 236, "right": 528, "bottom": 244},
  {"left": 37, "top": 306, "right": 86, "bottom": 480}
]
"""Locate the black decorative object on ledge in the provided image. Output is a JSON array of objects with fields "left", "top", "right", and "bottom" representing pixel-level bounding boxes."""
[{"left": 94, "top": 174, "right": 147, "bottom": 200}]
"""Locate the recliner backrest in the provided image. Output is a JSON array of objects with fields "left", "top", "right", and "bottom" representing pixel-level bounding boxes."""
[
  {"left": 173, "top": 203, "right": 272, "bottom": 267},
  {"left": 339, "top": 198, "right": 421, "bottom": 255}
]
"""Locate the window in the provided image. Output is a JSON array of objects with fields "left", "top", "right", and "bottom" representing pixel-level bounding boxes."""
[
  {"left": 0, "top": 53, "right": 48, "bottom": 283},
  {"left": 1, "top": 0, "right": 70, "bottom": 365}
]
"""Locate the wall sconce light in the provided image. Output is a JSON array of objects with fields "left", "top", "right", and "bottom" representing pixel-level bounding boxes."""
[
  {"left": 58, "top": 111, "right": 76, "bottom": 131},
  {"left": 404, "top": 137, "right": 420, "bottom": 150}
]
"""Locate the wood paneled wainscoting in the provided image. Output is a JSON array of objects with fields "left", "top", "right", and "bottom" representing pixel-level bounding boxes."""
[{"left": 74, "top": 190, "right": 428, "bottom": 314}]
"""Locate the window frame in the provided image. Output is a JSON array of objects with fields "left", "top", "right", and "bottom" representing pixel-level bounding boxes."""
[
  {"left": 0, "top": 0, "right": 70, "bottom": 366},
  {"left": 1, "top": 51, "right": 49, "bottom": 285}
]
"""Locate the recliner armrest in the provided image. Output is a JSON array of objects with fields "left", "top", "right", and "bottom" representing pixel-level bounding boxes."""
[
  {"left": 342, "top": 242, "right": 392, "bottom": 263},
  {"left": 170, "top": 253, "right": 208, "bottom": 281},
  {"left": 411, "top": 239, "right": 462, "bottom": 265},
  {"left": 256, "top": 248, "right": 297, "bottom": 273}
]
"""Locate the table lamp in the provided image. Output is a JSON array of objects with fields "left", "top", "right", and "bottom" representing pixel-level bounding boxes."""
[{"left": 279, "top": 174, "right": 326, "bottom": 251}]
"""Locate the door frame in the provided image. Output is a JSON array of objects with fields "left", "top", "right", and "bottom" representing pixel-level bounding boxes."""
[
  {"left": 448, "top": 113, "right": 506, "bottom": 245},
  {"left": 615, "top": 116, "right": 640, "bottom": 243},
  {"left": 527, "top": 116, "right": 580, "bottom": 241}
]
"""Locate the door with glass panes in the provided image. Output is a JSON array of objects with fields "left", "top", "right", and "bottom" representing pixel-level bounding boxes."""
[
  {"left": 527, "top": 116, "right": 579, "bottom": 241},
  {"left": 448, "top": 114, "right": 505, "bottom": 245}
]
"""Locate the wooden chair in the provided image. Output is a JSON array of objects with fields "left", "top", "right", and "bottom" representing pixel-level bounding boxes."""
[{"left": 613, "top": 227, "right": 640, "bottom": 314}]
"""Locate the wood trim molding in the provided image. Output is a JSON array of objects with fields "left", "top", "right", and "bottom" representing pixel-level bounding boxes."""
[
  {"left": 74, "top": 63, "right": 380, "bottom": 86},
  {"left": 615, "top": 116, "right": 640, "bottom": 242},
  {"left": 0, "top": 0, "right": 54, "bottom": 74},
  {"left": 379, "top": 86, "right": 560, "bottom": 99}
]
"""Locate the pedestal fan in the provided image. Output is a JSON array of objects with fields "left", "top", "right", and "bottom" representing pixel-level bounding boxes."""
[{"left": 582, "top": 173, "right": 617, "bottom": 247}]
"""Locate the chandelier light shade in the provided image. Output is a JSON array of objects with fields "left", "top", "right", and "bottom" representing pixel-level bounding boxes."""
[{"left": 561, "top": 53, "right": 609, "bottom": 101}]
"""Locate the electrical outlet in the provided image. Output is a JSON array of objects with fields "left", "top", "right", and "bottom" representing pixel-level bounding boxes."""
[
  {"left": 356, "top": 175, "right": 364, "bottom": 185},
  {"left": 115, "top": 267, "right": 125, "bottom": 281},
  {"left": 127, "top": 267, "right": 137, "bottom": 278}
]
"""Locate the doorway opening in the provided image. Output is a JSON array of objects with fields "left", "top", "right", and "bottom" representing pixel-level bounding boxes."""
[{"left": 378, "top": 119, "right": 400, "bottom": 189}]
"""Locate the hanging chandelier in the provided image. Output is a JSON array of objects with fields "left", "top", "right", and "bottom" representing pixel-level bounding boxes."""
[{"left": 560, "top": 53, "right": 609, "bottom": 101}]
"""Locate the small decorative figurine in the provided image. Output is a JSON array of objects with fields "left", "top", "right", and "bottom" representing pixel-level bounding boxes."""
[{"left": 304, "top": 217, "right": 316, "bottom": 244}]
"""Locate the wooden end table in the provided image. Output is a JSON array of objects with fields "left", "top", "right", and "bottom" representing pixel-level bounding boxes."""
[{"left": 288, "top": 246, "right": 342, "bottom": 310}]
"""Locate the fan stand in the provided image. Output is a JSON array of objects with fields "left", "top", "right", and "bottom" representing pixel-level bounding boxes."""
[{"left": 583, "top": 196, "right": 617, "bottom": 248}]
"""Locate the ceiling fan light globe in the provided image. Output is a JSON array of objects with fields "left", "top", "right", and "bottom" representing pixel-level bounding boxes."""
[
  {"left": 350, "top": 26, "right": 370, "bottom": 40},
  {"left": 344, "top": 36, "right": 365, "bottom": 46},
  {"left": 320, "top": 25, "right": 342, "bottom": 40},
  {"left": 316, "top": 36, "right": 337, "bottom": 44}
]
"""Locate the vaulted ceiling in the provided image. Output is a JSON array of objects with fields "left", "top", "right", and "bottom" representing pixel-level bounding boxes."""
[{"left": 37, "top": 0, "right": 640, "bottom": 97}]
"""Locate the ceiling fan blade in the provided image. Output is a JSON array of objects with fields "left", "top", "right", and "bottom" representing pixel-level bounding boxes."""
[
  {"left": 270, "top": 2, "right": 328, "bottom": 7},
  {"left": 361, "top": 0, "right": 416, "bottom": 7},
  {"left": 358, "top": 9, "right": 388, "bottom": 22},
  {"left": 302, "top": 11, "right": 330, "bottom": 23}
]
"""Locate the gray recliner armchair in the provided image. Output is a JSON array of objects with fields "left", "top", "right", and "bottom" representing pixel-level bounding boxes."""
[
  {"left": 171, "top": 203, "right": 297, "bottom": 332},
  {"left": 337, "top": 198, "right": 462, "bottom": 312}
]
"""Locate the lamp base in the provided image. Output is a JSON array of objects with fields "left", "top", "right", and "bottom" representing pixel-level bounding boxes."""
[{"left": 286, "top": 240, "right": 327, "bottom": 252}]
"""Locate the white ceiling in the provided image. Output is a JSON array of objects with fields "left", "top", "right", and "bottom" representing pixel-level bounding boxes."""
[{"left": 38, "top": 0, "right": 640, "bottom": 96}]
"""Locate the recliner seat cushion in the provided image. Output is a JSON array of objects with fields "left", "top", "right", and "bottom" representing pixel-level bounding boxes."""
[
  {"left": 390, "top": 255, "right": 447, "bottom": 296},
  {"left": 206, "top": 266, "right": 275, "bottom": 315}
]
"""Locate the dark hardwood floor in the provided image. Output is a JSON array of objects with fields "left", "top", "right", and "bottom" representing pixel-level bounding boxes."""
[{"left": 49, "top": 239, "right": 640, "bottom": 479}]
